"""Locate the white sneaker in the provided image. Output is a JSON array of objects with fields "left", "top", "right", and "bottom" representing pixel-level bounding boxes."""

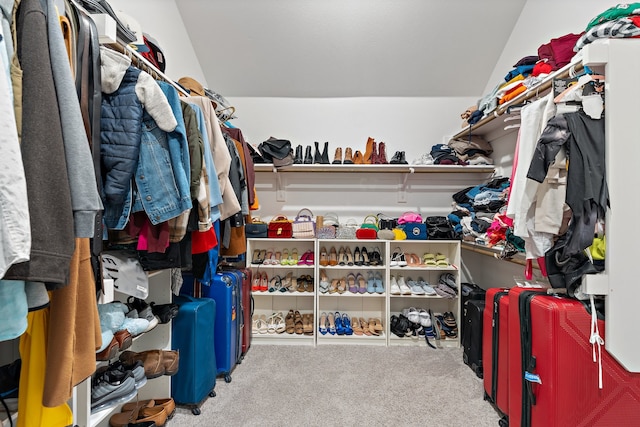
[
  {"left": 398, "top": 276, "right": 411, "bottom": 295},
  {"left": 390, "top": 276, "right": 401, "bottom": 295}
]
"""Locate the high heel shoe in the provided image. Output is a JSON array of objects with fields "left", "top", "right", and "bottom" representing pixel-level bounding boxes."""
[
  {"left": 347, "top": 273, "right": 358, "bottom": 293},
  {"left": 319, "top": 270, "right": 330, "bottom": 293},
  {"left": 366, "top": 271, "right": 376, "bottom": 294},
  {"left": 360, "top": 317, "right": 372, "bottom": 336},
  {"left": 353, "top": 247, "right": 363, "bottom": 266},
  {"left": 356, "top": 273, "right": 367, "bottom": 294},
  {"left": 361, "top": 247, "right": 370, "bottom": 266},
  {"left": 374, "top": 272, "right": 385, "bottom": 294},
  {"left": 329, "top": 246, "right": 338, "bottom": 266},
  {"left": 338, "top": 247, "right": 347, "bottom": 266},
  {"left": 319, "top": 312, "right": 328, "bottom": 335},
  {"left": 337, "top": 277, "right": 347, "bottom": 294},
  {"left": 329, "top": 278, "right": 339, "bottom": 294},
  {"left": 342, "top": 313, "right": 353, "bottom": 335},
  {"left": 327, "top": 312, "right": 336, "bottom": 335},
  {"left": 319, "top": 246, "right": 329, "bottom": 266},
  {"left": 260, "top": 272, "right": 269, "bottom": 291},
  {"left": 345, "top": 247, "right": 354, "bottom": 266},
  {"left": 334, "top": 312, "right": 345, "bottom": 335}
]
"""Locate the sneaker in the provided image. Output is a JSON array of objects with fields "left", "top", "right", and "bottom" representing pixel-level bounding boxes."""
[
  {"left": 397, "top": 276, "right": 412, "bottom": 295},
  {"left": 91, "top": 368, "right": 137, "bottom": 412},
  {"left": 96, "top": 360, "right": 147, "bottom": 389},
  {"left": 417, "top": 278, "right": 437, "bottom": 295},
  {"left": 407, "top": 278, "right": 425, "bottom": 295},
  {"left": 389, "top": 276, "right": 401, "bottom": 295}
]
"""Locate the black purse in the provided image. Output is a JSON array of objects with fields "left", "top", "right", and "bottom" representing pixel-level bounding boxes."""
[
  {"left": 377, "top": 213, "right": 398, "bottom": 230},
  {"left": 258, "top": 137, "right": 294, "bottom": 167},
  {"left": 245, "top": 217, "right": 268, "bottom": 238},
  {"left": 425, "top": 216, "right": 457, "bottom": 240}
]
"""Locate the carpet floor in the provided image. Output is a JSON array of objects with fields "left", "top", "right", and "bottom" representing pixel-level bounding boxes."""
[{"left": 168, "top": 344, "right": 501, "bottom": 426}]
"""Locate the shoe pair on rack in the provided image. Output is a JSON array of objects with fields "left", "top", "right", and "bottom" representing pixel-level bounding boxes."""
[
  {"left": 109, "top": 398, "right": 176, "bottom": 427},
  {"left": 294, "top": 142, "right": 330, "bottom": 164},
  {"left": 389, "top": 151, "right": 408, "bottom": 164},
  {"left": 119, "top": 349, "right": 179, "bottom": 380},
  {"left": 363, "top": 137, "right": 389, "bottom": 164}
]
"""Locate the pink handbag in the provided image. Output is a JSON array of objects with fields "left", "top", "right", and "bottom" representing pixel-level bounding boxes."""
[{"left": 397, "top": 211, "right": 423, "bottom": 225}]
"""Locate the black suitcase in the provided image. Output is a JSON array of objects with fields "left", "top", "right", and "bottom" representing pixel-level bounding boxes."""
[{"left": 462, "top": 299, "right": 484, "bottom": 379}]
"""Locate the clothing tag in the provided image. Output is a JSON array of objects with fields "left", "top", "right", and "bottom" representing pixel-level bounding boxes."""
[
  {"left": 525, "top": 371, "right": 542, "bottom": 385},
  {"left": 582, "top": 94, "right": 603, "bottom": 119}
]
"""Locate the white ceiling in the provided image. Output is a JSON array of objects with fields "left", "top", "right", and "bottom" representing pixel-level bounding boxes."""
[{"left": 174, "top": 0, "right": 527, "bottom": 98}]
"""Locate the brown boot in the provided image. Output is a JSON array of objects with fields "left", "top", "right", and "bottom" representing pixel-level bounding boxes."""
[
  {"left": 343, "top": 147, "right": 354, "bottom": 164},
  {"left": 363, "top": 137, "right": 376, "bottom": 164},
  {"left": 376, "top": 142, "right": 388, "bottom": 164},
  {"left": 353, "top": 150, "right": 364, "bottom": 164},
  {"left": 162, "top": 350, "right": 179, "bottom": 376},
  {"left": 332, "top": 147, "right": 342, "bottom": 164},
  {"left": 119, "top": 350, "right": 165, "bottom": 379}
]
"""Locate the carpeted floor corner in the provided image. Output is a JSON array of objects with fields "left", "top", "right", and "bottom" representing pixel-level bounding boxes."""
[{"left": 169, "top": 345, "right": 501, "bottom": 426}]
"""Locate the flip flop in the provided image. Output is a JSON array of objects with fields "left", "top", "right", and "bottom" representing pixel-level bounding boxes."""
[
  {"left": 422, "top": 253, "right": 437, "bottom": 267},
  {"left": 435, "top": 253, "right": 450, "bottom": 268}
]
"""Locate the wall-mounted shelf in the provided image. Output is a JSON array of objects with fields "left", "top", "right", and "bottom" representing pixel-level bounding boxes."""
[
  {"left": 254, "top": 164, "right": 495, "bottom": 174},
  {"left": 450, "top": 60, "right": 584, "bottom": 141},
  {"left": 461, "top": 241, "right": 530, "bottom": 268}
]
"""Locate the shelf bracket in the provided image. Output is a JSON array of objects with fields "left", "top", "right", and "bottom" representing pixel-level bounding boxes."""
[
  {"left": 273, "top": 167, "right": 286, "bottom": 201},
  {"left": 398, "top": 167, "right": 414, "bottom": 203}
]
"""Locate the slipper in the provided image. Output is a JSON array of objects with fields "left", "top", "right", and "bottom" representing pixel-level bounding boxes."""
[
  {"left": 406, "top": 307, "right": 420, "bottom": 324},
  {"left": 422, "top": 253, "right": 437, "bottom": 267},
  {"left": 435, "top": 253, "right": 450, "bottom": 268}
]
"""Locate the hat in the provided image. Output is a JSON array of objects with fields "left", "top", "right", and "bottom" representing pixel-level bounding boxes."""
[
  {"left": 115, "top": 11, "right": 149, "bottom": 53},
  {"left": 142, "top": 33, "right": 166, "bottom": 72},
  {"left": 177, "top": 76, "right": 206, "bottom": 97}
]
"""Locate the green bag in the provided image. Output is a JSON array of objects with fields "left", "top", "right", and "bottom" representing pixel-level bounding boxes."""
[{"left": 361, "top": 214, "right": 379, "bottom": 231}]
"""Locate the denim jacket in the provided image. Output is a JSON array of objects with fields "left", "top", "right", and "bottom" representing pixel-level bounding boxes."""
[{"left": 131, "top": 88, "right": 192, "bottom": 224}]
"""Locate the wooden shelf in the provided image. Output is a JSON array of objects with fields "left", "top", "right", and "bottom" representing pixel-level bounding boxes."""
[
  {"left": 451, "top": 60, "right": 584, "bottom": 140},
  {"left": 460, "top": 241, "right": 531, "bottom": 267},
  {"left": 253, "top": 164, "right": 495, "bottom": 174}
]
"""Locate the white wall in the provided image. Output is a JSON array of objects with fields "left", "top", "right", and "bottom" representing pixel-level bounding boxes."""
[
  {"left": 227, "top": 96, "right": 477, "bottom": 162},
  {"left": 483, "top": 0, "right": 608, "bottom": 94},
  {"left": 105, "top": 0, "right": 208, "bottom": 86}
]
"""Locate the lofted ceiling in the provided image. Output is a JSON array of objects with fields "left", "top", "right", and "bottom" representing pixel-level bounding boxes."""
[{"left": 174, "top": 0, "right": 528, "bottom": 98}]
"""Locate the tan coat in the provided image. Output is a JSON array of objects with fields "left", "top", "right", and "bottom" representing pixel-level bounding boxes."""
[{"left": 43, "top": 238, "right": 101, "bottom": 407}]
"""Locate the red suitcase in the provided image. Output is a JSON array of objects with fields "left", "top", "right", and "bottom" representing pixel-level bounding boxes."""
[
  {"left": 482, "top": 288, "right": 510, "bottom": 419},
  {"left": 517, "top": 292, "right": 640, "bottom": 427},
  {"left": 508, "top": 286, "right": 546, "bottom": 427}
]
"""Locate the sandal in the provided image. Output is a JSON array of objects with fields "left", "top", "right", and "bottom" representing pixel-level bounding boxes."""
[
  {"left": 273, "top": 312, "right": 286, "bottom": 334},
  {"left": 406, "top": 253, "right": 421, "bottom": 267},
  {"left": 294, "top": 310, "right": 304, "bottom": 335},
  {"left": 334, "top": 312, "right": 345, "bottom": 335},
  {"left": 356, "top": 273, "right": 367, "bottom": 294},
  {"left": 337, "top": 277, "right": 347, "bottom": 294},
  {"left": 352, "top": 316, "right": 363, "bottom": 335},
  {"left": 327, "top": 312, "right": 337, "bottom": 335},
  {"left": 256, "top": 315, "right": 268, "bottom": 334},
  {"left": 281, "top": 249, "right": 290, "bottom": 265},
  {"left": 268, "top": 275, "right": 282, "bottom": 293},
  {"left": 285, "top": 310, "right": 295, "bottom": 334},
  {"left": 290, "top": 248, "right": 299, "bottom": 265},
  {"left": 304, "top": 274, "right": 314, "bottom": 292},
  {"left": 390, "top": 247, "right": 407, "bottom": 267},
  {"left": 342, "top": 313, "right": 353, "bottom": 335},
  {"left": 360, "top": 317, "right": 372, "bottom": 336},
  {"left": 435, "top": 253, "right": 450, "bottom": 268},
  {"left": 318, "top": 312, "right": 328, "bottom": 335},
  {"left": 266, "top": 314, "right": 278, "bottom": 334},
  {"left": 296, "top": 275, "right": 307, "bottom": 292},
  {"left": 422, "top": 253, "right": 437, "bottom": 267},
  {"left": 319, "top": 271, "right": 330, "bottom": 293},
  {"left": 303, "top": 314, "right": 314, "bottom": 335},
  {"left": 329, "top": 279, "right": 339, "bottom": 294}
]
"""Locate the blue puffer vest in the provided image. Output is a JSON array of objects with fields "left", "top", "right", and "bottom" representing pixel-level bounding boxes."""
[
  {"left": 101, "top": 66, "right": 143, "bottom": 205},
  {"left": 101, "top": 66, "right": 143, "bottom": 229}
]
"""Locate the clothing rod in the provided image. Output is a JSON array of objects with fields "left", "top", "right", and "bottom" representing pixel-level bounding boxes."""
[{"left": 107, "top": 42, "right": 190, "bottom": 97}]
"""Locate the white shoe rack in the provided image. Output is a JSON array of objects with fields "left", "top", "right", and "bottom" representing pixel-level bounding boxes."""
[{"left": 247, "top": 238, "right": 460, "bottom": 347}]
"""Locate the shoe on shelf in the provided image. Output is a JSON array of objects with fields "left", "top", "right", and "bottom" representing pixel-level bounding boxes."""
[
  {"left": 353, "top": 150, "right": 365, "bottom": 164},
  {"left": 342, "top": 313, "right": 354, "bottom": 335},
  {"left": 343, "top": 147, "right": 354, "bottom": 164},
  {"left": 96, "top": 335, "right": 119, "bottom": 362},
  {"left": 417, "top": 277, "right": 437, "bottom": 295},
  {"left": 398, "top": 276, "right": 412, "bottom": 295},
  {"left": 303, "top": 145, "right": 313, "bottom": 164},
  {"left": 327, "top": 313, "right": 336, "bottom": 335},
  {"left": 407, "top": 278, "right": 425, "bottom": 295},
  {"left": 97, "top": 360, "right": 147, "bottom": 390},
  {"left": 319, "top": 271, "right": 330, "bottom": 293},
  {"left": 150, "top": 302, "right": 179, "bottom": 324},
  {"left": 374, "top": 272, "right": 385, "bottom": 294},
  {"left": 319, "top": 246, "right": 329, "bottom": 266},
  {"left": 122, "top": 398, "right": 176, "bottom": 420},
  {"left": 332, "top": 147, "right": 343, "bottom": 164},
  {"left": 389, "top": 276, "right": 401, "bottom": 295},
  {"left": 390, "top": 247, "right": 406, "bottom": 267},
  {"left": 364, "top": 137, "right": 376, "bottom": 164},
  {"left": 347, "top": 273, "right": 358, "bottom": 293},
  {"left": 353, "top": 247, "right": 363, "bottom": 266},
  {"left": 109, "top": 405, "right": 168, "bottom": 427},
  {"left": 360, "top": 317, "right": 372, "bottom": 336},
  {"left": 293, "top": 144, "right": 303, "bottom": 164},
  {"left": 334, "top": 312, "right": 345, "bottom": 335},
  {"left": 119, "top": 350, "right": 179, "bottom": 379},
  {"left": 320, "top": 141, "right": 330, "bottom": 164},
  {"left": 91, "top": 367, "right": 137, "bottom": 412},
  {"left": 376, "top": 142, "right": 388, "bottom": 164},
  {"left": 319, "top": 312, "right": 328, "bottom": 335},
  {"left": 313, "top": 141, "right": 323, "bottom": 164},
  {"left": 366, "top": 272, "right": 376, "bottom": 294}
]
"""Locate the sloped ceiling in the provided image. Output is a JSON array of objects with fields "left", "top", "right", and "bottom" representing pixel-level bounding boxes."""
[{"left": 174, "top": 0, "right": 527, "bottom": 98}]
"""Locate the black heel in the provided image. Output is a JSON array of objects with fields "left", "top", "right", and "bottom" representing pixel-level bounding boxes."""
[
  {"left": 354, "top": 247, "right": 363, "bottom": 266},
  {"left": 361, "top": 247, "right": 370, "bottom": 266}
]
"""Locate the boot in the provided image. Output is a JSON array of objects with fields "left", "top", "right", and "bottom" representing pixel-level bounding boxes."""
[
  {"left": 376, "top": 142, "right": 388, "bottom": 164},
  {"left": 313, "top": 141, "right": 322, "bottom": 164},
  {"left": 353, "top": 150, "right": 364, "bottom": 164},
  {"left": 332, "top": 147, "right": 343, "bottom": 164},
  {"left": 399, "top": 151, "right": 408, "bottom": 164},
  {"left": 293, "top": 145, "right": 303, "bottom": 164},
  {"left": 363, "top": 137, "right": 376, "bottom": 164},
  {"left": 320, "top": 141, "right": 330, "bottom": 164},
  {"left": 303, "top": 145, "right": 313, "bottom": 164},
  {"left": 343, "top": 147, "right": 354, "bottom": 164},
  {"left": 390, "top": 151, "right": 402, "bottom": 164}
]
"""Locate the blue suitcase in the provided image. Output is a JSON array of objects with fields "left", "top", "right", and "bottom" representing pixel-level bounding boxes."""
[
  {"left": 171, "top": 295, "right": 217, "bottom": 415},
  {"left": 201, "top": 270, "right": 241, "bottom": 383}
]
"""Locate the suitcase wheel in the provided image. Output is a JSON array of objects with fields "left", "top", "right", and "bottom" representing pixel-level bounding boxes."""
[
  {"left": 224, "top": 373, "right": 232, "bottom": 383},
  {"left": 192, "top": 407, "right": 201, "bottom": 416},
  {"left": 209, "top": 390, "right": 216, "bottom": 398},
  {"left": 498, "top": 416, "right": 509, "bottom": 427}
]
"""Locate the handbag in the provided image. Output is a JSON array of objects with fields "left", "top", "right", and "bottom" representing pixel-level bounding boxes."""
[
  {"left": 267, "top": 215, "right": 293, "bottom": 238},
  {"left": 245, "top": 217, "right": 268, "bottom": 238},
  {"left": 336, "top": 218, "right": 358, "bottom": 240},
  {"left": 360, "top": 214, "right": 379, "bottom": 230},
  {"left": 392, "top": 228, "right": 407, "bottom": 240},
  {"left": 355, "top": 227, "right": 377, "bottom": 239},
  {"left": 399, "top": 222, "right": 427, "bottom": 240},
  {"left": 377, "top": 213, "right": 398, "bottom": 230},
  {"left": 397, "top": 211, "right": 423, "bottom": 225},
  {"left": 425, "top": 216, "right": 457, "bottom": 240},
  {"left": 258, "top": 137, "right": 294, "bottom": 167},
  {"left": 292, "top": 208, "right": 316, "bottom": 239},
  {"left": 316, "top": 212, "right": 338, "bottom": 239}
]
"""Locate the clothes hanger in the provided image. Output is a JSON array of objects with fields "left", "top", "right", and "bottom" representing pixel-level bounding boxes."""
[{"left": 554, "top": 73, "right": 604, "bottom": 103}]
